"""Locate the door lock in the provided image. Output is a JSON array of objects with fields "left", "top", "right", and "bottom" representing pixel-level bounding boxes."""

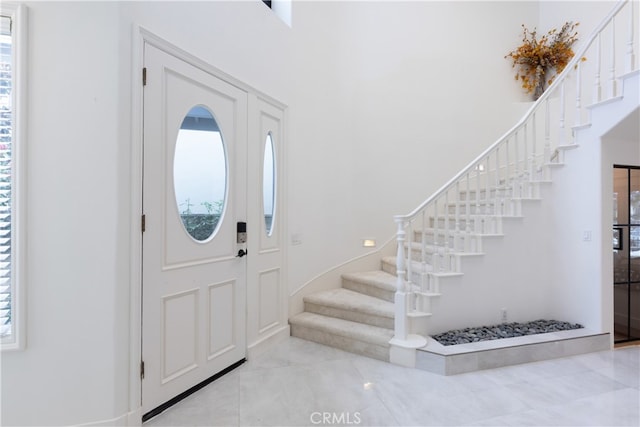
[
  {"left": 236, "top": 222, "right": 247, "bottom": 258},
  {"left": 237, "top": 222, "right": 247, "bottom": 244}
]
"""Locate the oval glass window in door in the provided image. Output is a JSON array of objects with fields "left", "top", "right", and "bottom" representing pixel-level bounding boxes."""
[
  {"left": 263, "top": 133, "right": 276, "bottom": 236},
  {"left": 173, "top": 105, "right": 227, "bottom": 242}
]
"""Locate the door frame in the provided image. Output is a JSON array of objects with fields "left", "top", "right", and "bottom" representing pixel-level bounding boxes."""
[
  {"left": 612, "top": 164, "right": 640, "bottom": 343},
  {"left": 128, "top": 27, "right": 288, "bottom": 420}
]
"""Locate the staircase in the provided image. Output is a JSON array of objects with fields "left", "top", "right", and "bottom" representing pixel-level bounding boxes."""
[
  {"left": 290, "top": 0, "right": 639, "bottom": 367},
  {"left": 290, "top": 270, "right": 399, "bottom": 361}
]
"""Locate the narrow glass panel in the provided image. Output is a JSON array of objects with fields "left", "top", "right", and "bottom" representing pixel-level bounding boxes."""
[
  {"left": 631, "top": 282, "right": 640, "bottom": 340},
  {"left": 631, "top": 169, "right": 640, "bottom": 225},
  {"left": 614, "top": 167, "right": 628, "bottom": 225},
  {"left": 174, "top": 106, "right": 226, "bottom": 242},
  {"left": 263, "top": 133, "right": 276, "bottom": 236}
]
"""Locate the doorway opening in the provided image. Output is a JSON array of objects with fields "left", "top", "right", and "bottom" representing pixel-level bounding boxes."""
[{"left": 613, "top": 165, "right": 640, "bottom": 344}]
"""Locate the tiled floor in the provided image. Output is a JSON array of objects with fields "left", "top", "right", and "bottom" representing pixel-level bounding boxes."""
[{"left": 144, "top": 337, "right": 640, "bottom": 426}]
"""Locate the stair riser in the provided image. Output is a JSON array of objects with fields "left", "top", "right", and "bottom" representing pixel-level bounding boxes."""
[
  {"left": 381, "top": 260, "right": 394, "bottom": 274},
  {"left": 460, "top": 180, "right": 542, "bottom": 201},
  {"left": 413, "top": 232, "right": 482, "bottom": 254},
  {"left": 304, "top": 301, "right": 394, "bottom": 329},
  {"left": 429, "top": 216, "right": 504, "bottom": 234},
  {"left": 405, "top": 246, "right": 478, "bottom": 268},
  {"left": 383, "top": 256, "right": 428, "bottom": 279},
  {"left": 382, "top": 260, "right": 425, "bottom": 284},
  {"left": 290, "top": 324, "right": 390, "bottom": 362},
  {"left": 459, "top": 188, "right": 511, "bottom": 201},
  {"left": 446, "top": 204, "right": 498, "bottom": 215},
  {"left": 341, "top": 277, "right": 395, "bottom": 303}
]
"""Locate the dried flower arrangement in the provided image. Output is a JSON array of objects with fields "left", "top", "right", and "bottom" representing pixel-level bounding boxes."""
[{"left": 505, "top": 21, "right": 581, "bottom": 99}]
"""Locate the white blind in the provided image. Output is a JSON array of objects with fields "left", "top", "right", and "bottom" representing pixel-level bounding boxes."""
[{"left": 0, "top": 14, "right": 12, "bottom": 338}]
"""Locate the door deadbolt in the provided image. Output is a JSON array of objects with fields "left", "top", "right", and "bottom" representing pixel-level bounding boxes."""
[{"left": 237, "top": 222, "right": 247, "bottom": 244}]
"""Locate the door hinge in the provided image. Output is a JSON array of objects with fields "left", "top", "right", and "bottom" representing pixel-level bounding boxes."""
[
  {"left": 141, "top": 214, "right": 146, "bottom": 233},
  {"left": 142, "top": 67, "right": 147, "bottom": 86},
  {"left": 140, "top": 360, "right": 145, "bottom": 380}
]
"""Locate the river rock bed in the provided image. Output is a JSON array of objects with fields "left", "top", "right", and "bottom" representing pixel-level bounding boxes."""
[{"left": 432, "top": 319, "right": 583, "bottom": 346}]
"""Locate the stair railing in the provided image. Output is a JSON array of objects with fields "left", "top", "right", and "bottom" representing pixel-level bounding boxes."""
[{"left": 392, "top": 0, "right": 638, "bottom": 346}]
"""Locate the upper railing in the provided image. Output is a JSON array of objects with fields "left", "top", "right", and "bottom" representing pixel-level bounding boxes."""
[{"left": 391, "top": 0, "right": 638, "bottom": 345}]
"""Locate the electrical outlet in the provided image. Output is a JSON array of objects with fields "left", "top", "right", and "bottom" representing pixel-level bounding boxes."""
[{"left": 501, "top": 308, "right": 508, "bottom": 323}]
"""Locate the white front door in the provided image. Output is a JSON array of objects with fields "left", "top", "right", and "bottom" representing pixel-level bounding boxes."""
[{"left": 141, "top": 43, "right": 248, "bottom": 414}]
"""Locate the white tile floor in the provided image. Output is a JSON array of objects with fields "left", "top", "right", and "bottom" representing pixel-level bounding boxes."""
[{"left": 144, "top": 337, "right": 640, "bottom": 426}]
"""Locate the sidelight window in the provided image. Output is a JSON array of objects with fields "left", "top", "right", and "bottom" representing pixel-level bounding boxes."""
[{"left": 0, "top": 3, "right": 25, "bottom": 350}]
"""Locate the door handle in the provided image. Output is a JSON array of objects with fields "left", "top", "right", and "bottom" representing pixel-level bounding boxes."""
[{"left": 236, "top": 249, "right": 247, "bottom": 258}]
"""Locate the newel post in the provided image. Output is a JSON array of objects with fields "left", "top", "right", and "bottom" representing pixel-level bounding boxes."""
[
  {"left": 394, "top": 217, "right": 409, "bottom": 341},
  {"left": 389, "top": 216, "right": 427, "bottom": 368}
]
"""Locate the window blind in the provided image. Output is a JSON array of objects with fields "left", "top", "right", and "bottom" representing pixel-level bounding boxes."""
[{"left": 0, "top": 14, "right": 12, "bottom": 338}]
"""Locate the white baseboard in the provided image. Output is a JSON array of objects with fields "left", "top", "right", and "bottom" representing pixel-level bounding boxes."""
[
  {"left": 76, "top": 408, "right": 141, "bottom": 427},
  {"left": 247, "top": 325, "right": 290, "bottom": 360}
]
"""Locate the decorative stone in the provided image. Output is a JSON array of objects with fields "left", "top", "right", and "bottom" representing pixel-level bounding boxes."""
[{"left": 431, "top": 319, "right": 583, "bottom": 346}]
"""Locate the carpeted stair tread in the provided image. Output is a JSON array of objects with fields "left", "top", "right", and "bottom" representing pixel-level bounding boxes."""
[
  {"left": 304, "top": 288, "right": 394, "bottom": 319},
  {"left": 289, "top": 312, "right": 394, "bottom": 347},
  {"left": 341, "top": 270, "right": 398, "bottom": 302}
]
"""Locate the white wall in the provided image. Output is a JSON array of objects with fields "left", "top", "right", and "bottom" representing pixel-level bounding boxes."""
[
  {"left": 286, "top": 0, "right": 539, "bottom": 295},
  {"left": 1, "top": 1, "right": 624, "bottom": 425},
  {"left": 547, "top": 76, "right": 639, "bottom": 333},
  {"left": 539, "top": 0, "right": 619, "bottom": 45},
  {"left": 1, "top": 2, "right": 124, "bottom": 425}
]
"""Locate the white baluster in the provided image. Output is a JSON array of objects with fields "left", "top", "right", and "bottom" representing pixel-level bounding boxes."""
[
  {"left": 544, "top": 98, "right": 551, "bottom": 164},
  {"left": 407, "top": 220, "right": 414, "bottom": 285},
  {"left": 523, "top": 123, "right": 530, "bottom": 198},
  {"left": 625, "top": 0, "right": 635, "bottom": 73},
  {"left": 495, "top": 147, "right": 503, "bottom": 216},
  {"left": 594, "top": 32, "right": 602, "bottom": 103},
  {"left": 465, "top": 172, "right": 472, "bottom": 237},
  {"left": 420, "top": 211, "right": 428, "bottom": 291},
  {"left": 454, "top": 181, "right": 461, "bottom": 251},
  {"left": 507, "top": 139, "right": 514, "bottom": 214},
  {"left": 608, "top": 18, "right": 617, "bottom": 98},
  {"left": 476, "top": 163, "right": 481, "bottom": 215},
  {"left": 531, "top": 113, "right": 537, "bottom": 180},
  {"left": 485, "top": 157, "right": 491, "bottom": 215},
  {"left": 433, "top": 200, "right": 439, "bottom": 271},
  {"left": 444, "top": 191, "right": 450, "bottom": 252},
  {"left": 514, "top": 132, "right": 520, "bottom": 189},
  {"left": 505, "top": 138, "right": 511, "bottom": 194},
  {"left": 575, "top": 59, "right": 582, "bottom": 131},
  {"left": 559, "top": 80, "right": 566, "bottom": 146},
  {"left": 394, "top": 218, "right": 409, "bottom": 341},
  {"left": 432, "top": 200, "right": 438, "bottom": 244}
]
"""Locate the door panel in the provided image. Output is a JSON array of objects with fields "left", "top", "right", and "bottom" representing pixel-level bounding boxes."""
[
  {"left": 164, "top": 71, "right": 237, "bottom": 267},
  {"left": 162, "top": 289, "right": 198, "bottom": 382},
  {"left": 142, "top": 43, "right": 247, "bottom": 414},
  {"left": 247, "top": 98, "right": 287, "bottom": 350}
]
